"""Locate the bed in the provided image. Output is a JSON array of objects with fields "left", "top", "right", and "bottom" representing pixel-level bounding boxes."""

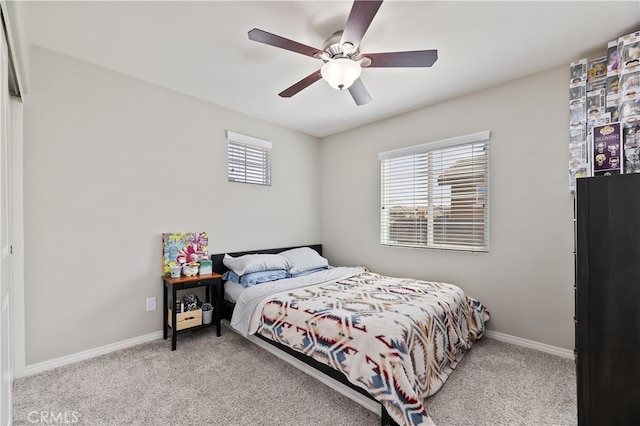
[{"left": 212, "top": 245, "right": 489, "bottom": 426}]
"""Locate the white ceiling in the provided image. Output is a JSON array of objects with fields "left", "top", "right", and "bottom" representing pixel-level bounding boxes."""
[{"left": 24, "top": 1, "right": 640, "bottom": 138}]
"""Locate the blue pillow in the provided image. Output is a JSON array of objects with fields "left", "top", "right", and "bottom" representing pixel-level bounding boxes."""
[
  {"left": 222, "top": 270, "right": 241, "bottom": 283},
  {"left": 223, "top": 269, "right": 289, "bottom": 288}
]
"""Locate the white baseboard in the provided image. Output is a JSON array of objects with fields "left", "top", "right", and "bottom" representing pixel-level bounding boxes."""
[
  {"left": 484, "top": 330, "right": 574, "bottom": 360},
  {"left": 19, "top": 331, "right": 163, "bottom": 378},
  {"left": 17, "top": 328, "right": 573, "bottom": 381}
]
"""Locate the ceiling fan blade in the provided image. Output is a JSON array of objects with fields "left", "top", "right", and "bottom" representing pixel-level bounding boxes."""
[
  {"left": 348, "top": 78, "right": 372, "bottom": 106},
  {"left": 249, "top": 28, "right": 323, "bottom": 58},
  {"left": 278, "top": 70, "right": 323, "bottom": 98},
  {"left": 364, "top": 50, "right": 438, "bottom": 67},
  {"left": 340, "top": 0, "right": 383, "bottom": 48}
]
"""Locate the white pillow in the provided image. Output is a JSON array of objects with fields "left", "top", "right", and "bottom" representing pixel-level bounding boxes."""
[
  {"left": 279, "top": 247, "right": 329, "bottom": 275},
  {"left": 223, "top": 253, "right": 292, "bottom": 276}
]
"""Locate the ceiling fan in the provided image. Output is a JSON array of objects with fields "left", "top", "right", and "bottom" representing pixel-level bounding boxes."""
[{"left": 248, "top": 0, "right": 438, "bottom": 106}]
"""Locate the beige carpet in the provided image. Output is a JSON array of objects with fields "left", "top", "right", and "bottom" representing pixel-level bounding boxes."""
[{"left": 12, "top": 325, "right": 576, "bottom": 425}]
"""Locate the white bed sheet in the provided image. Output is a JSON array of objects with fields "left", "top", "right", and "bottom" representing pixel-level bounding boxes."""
[{"left": 224, "top": 280, "right": 245, "bottom": 304}]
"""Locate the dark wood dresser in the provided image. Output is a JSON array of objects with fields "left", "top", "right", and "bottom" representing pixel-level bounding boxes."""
[{"left": 575, "top": 173, "right": 640, "bottom": 425}]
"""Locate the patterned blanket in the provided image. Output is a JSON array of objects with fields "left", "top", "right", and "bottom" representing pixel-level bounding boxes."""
[{"left": 252, "top": 271, "right": 490, "bottom": 426}]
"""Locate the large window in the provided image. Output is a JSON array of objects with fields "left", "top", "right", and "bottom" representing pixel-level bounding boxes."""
[
  {"left": 379, "top": 131, "right": 490, "bottom": 252},
  {"left": 227, "top": 131, "right": 271, "bottom": 186}
]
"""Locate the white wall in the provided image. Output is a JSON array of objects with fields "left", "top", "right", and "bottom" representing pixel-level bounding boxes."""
[
  {"left": 22, "top": 46, "right": 321, "bottom": 365},
  {"left": 319, "top": 65, "right": 575, "bottom": 350},
  {"left": 22, "top": 42, "right": 576, "bottom": 365}
]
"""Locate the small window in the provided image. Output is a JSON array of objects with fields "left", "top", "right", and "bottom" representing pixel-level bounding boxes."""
[
  {"left": 379, "top": 131, "right": 490, "bottom": 252},
  {"left": 227, "top": 131, "right": 271, "bottom": 186}
]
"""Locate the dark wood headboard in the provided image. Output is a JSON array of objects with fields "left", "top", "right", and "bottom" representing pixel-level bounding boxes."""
[{"left": 211, "top": 244, "right": 322, "bottom": 275}]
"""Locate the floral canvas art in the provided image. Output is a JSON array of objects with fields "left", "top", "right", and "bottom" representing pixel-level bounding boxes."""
[{"left": 162, "top": 232, "right": 208, "bottom": 275}]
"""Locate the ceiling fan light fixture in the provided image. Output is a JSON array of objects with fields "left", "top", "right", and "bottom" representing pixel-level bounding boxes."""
[{"left": 321, "top": 57, "right": 361, "bottom": 90}]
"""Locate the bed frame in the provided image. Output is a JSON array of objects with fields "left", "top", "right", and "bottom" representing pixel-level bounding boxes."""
[{"left": 211, "top": 245, "right": 399, "bottom": 426}]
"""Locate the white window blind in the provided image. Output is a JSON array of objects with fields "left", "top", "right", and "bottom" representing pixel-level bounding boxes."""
[
  {"left": 227, "top": 131, "right": 271, "bottom": 186},
  {"left": 379, "top": 131, "right": 490, "bottom": 252}
]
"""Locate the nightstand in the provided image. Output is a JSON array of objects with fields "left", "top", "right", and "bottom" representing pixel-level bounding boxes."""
[{"left": 162, "top": 273, "right": 223, "bottom": 350}]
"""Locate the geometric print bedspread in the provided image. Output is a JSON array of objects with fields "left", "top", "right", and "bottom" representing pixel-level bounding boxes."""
[{"left": 252, "top": 271, "right": 490, "bottom": 426}]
